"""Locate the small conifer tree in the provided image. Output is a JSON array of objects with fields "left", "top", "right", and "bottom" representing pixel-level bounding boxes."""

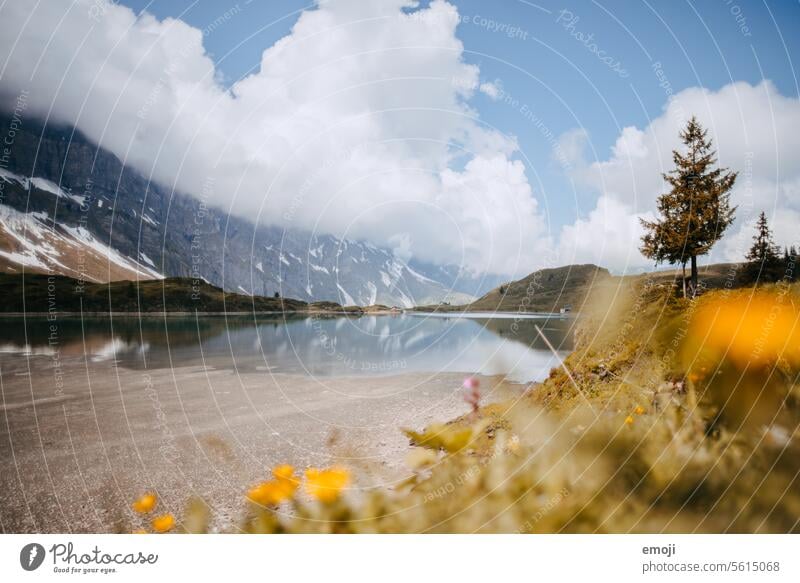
[
  {"left": 640, "top": 117, "right": 737, "bottom": 297},
  {"left": 746, "top": 211, "right": 779, "bottom": 264}
]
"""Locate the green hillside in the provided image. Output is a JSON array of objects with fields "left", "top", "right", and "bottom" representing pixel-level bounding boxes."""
[
  {"left": 0, "top": 273, "right": 310, "bottom": 313},
  {"left": 417, "top": 262, "right": 754, "bottom": 314},
  {"left": 415, "top": 264, "right": 611, "bottom": 313}
]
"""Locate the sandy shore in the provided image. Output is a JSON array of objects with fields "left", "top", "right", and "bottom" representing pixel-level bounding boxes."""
[{"left": 0, "top": 353, "right": 517, "bottom": 533}]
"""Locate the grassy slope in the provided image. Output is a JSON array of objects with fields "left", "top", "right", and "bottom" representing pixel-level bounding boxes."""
[
  {"left": 415, "top": 262, "right": 752, "bottom": 314},
  {"left": 415, "top": 264, "right": 611, "bottom": 313},
  {"left": 419, "top": 276, "right": 800, "bottom": 532},
  {"left": 0, "top": 273, "right": 313, "bottom": 313}
]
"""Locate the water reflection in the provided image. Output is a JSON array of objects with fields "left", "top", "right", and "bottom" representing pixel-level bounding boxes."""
[{"left": 0, "top": 313, "right": 574, "bottom": 383}]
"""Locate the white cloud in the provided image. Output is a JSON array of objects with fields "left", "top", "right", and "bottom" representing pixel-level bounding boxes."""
[
  {"left": 557, "top": 196, "right": 652, "bottom": 271},
  {"left": 558, "top": 80, "right": 800, "bottom": 271},
  {"left": 479, "top": 81, "right": 501, "bottom": 100},
  {"left": 0, "top": 0, "right": 547, "bottom": 276}
]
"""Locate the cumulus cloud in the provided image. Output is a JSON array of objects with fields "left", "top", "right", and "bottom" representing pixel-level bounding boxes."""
[
  {"left": 558, "top": 196, "right": 653, "bottom": 271},
  {"left": 0, "top": 0, "right": 550, "bottom": 277},
  {"left": 558, "top": 80, "right": 800, "bottom": 272}
]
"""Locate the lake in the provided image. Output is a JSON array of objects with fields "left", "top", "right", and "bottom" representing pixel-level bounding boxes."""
[{"left": 0, "top": 312, "right": 573, "bottom": 383}]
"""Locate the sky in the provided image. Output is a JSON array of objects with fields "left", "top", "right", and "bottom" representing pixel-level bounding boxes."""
[{"left": 1, "top": 0, "right": 799, "bottom": 277}]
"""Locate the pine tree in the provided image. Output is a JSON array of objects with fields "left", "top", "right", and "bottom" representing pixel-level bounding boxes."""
[
  {"left": 640, "top": 117, "right": 737, "bottom": 297},
  {"left": 745, "top": 211, "right": 779, "bottom": 269}
]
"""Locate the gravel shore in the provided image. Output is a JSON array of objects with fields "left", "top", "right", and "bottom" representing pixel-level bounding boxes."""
[{"left": 0, "top": 353, "right": 493, "bottom": 533}]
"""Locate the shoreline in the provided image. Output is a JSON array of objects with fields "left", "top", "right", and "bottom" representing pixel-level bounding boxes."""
[
  {"left": 0, "top": 310, "right": 367, "bottom": 317},
  {"left": 409, "top": 310, "right": 570, "bottom": 319},
  {"left": 0, "top": 309, "right": 570, "bottom": 318}
]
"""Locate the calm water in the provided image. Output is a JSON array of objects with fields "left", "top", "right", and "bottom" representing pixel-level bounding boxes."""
[{"left": 0, "top": 313, "right": 574, "bottom": 382}]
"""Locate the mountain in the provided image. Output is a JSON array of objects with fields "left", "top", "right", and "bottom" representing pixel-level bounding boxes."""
[
  {"left": 421, "top": 264, "right": 613, "bottom": 313},
  {"left": 0, "top": 115, "right": 503, "bottom": 306}
]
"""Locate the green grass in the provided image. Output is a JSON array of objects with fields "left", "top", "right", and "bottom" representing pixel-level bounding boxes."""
[{"left": 0, "top": 273, "right": 313, "bottom": 313}]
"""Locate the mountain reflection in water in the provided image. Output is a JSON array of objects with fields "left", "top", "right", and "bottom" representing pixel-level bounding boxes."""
[{"left": 0, "top": 313, "right": 574, "bottom": 383}]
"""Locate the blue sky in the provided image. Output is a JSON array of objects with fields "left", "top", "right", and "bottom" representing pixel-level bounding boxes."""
[{"left": 119, "top": 0, "right": 800, "bottom": 229}]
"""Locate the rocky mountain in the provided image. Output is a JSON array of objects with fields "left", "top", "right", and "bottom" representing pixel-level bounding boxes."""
[{"left": 0, "top": 115, "right": 502, "bottom": 306}]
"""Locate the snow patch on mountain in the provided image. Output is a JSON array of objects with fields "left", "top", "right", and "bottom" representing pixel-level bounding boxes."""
[
  {"left": 336, "top": 283, "right": 355, "bottom": 306},
  {"left": 139, "top": 252, "right": 155, "bottom": 267},
  {"left": 365, "top": 281, "right": 377, "bottom": 305},
  {"left": 60, "top": 223, "right": 163, "bottom": 279}
]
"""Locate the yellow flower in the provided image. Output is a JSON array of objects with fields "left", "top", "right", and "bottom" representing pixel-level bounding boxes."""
[
  {"left": 151, "top": 513, "right": 175, "bottom": 533},
  {"left": 277, "top": 475, "right": 300, "bottom": 499},
  {"left": 247, "top": 483, "right": 272, "bottom": 505},
  {"left": 132, "top": 492, "right": 157, "bottom": 514},
  {"left": 305, "top": 466, "right": 350, "bottom": 503},
  {"left": 624, "top": 415, "right": 634, "bottom": 425},
  {"left": 247, "top": 478, "right": 297, "bottom": 506},
  {"left": 272, "top": 464, "right": 295, "bottom": 481},
  {"left": 685, "top": 292, "right": 800, "bottom": 369},
  {"left": 634, "top": 406, "right": 645, "bottom": 415}
]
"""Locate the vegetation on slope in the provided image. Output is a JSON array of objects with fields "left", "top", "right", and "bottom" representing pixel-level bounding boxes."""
[
  {"left": 419, "top": 261, "right": 757, "bottom": 315},
  {"left": 416, "top": 264, "right": 611, "bottom": 313},
  {"left": 0, "top": 273, "right": 311, "bottom": 313}
]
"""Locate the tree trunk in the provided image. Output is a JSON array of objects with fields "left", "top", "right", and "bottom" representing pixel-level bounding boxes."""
[
  {"left": 681, "top": 263, "right": 687, "bottom": 298},
  {"left": 690, "top": 254, "right": 698, "bottom": 297}
]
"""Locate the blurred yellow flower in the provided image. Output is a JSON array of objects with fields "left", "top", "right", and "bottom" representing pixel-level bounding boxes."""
[
  {"left": 132, "top": 492, "right": 157, "bottom": 514},
  {"left": 247, "top": 483, "right": 267, "bottom": 505},
  {"left": 624, "top": 415, "right": 634, "bottom": 425},
  {"left": 634, "top": 406, "right": 645, "bottom": 415},
  {"left": 247, "top": 478, "right": 297, "bottom": 506},
  {"left": 151, "top": 513, "right": 175, "bottom": 533},
  {"left": 685, "top": 292, "right": 800, "bottom": 369},
  {"left": 273, "top": 464, "right": 295, "bottom": 481},
  {"left": 305, "top": 467, "right": 350, "bottom": 503}
]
